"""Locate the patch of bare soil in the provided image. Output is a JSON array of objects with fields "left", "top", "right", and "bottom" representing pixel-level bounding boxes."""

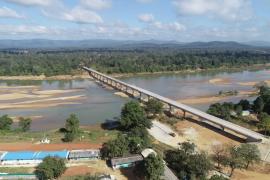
[
  {"left": 174, "top": 119, "right": 240, "bottom": 151},
  {"left": 63, "top": 161, "right": 134, "bottom": 180}
]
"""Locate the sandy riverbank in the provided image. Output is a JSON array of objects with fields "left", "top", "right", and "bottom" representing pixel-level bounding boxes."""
[
  {"left": 209, "top": 78, "right": 231, "bottom": 85},
  {"left": 238, "top": 80, "right": 270, "bottom": 86},
  {"left": 178, "top": 89, "right": 257, "bottom": 105},
  {"left": 0, "top": 95, "right": 85, "bottom": 110},
  {"left": 0, "top": 73, "right": 91, "bottom": 80},
  {"left": 114, "top": 92, "right": 129, "bottom": 98}
]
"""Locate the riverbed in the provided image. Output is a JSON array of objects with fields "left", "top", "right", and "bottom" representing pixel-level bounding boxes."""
[{"left": 0, "top": 69, "right": 270, "bottom": 131}]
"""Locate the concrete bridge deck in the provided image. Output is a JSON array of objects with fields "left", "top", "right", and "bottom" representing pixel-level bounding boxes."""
[{"left": 83, "top": 66, "right": 266, "bottom": 142}]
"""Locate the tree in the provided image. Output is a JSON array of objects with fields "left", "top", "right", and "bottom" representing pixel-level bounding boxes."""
[
  {"left": 223, "top": 145, "right": 245, "bottom": 177},
  {"left": 145, "top": 99, "right": 163, "bottom": 115},
  {"left": 0, "top": 115, "right": 13, "bottom": 130},
  {"left": 258, "top": 112, "right": 270, "bottom": 135},
  {"left": 237, "top": 100, "right": 251, "bottom": 111},
  {"left": 128, "top": 127, "right": 151, "bottom": 153},
  {"left": 207, "top": 103, "right": 232, "bottom": 121},
  {"left": 120, "top": 101, "right": 152, "bottom": 130},
  {"left": 212, "top": 144, "right": 227, "bottom": 170},
  {"left": 179, "top": 141, "right": 195, "bottom": 155},
  {"left": 209, "top": 174, "right": 228, "bottom": 180},
  {"left": 35, "top": 157, "right": 66, "bottom": 180},
  {"left": 189, "top": 152, "right": 213, "bottom": 179},
  {"left": 101, "top": 134, "right": 129, "bottom": 159},
  {"left": 165, "top": 142, "right": 212, "bottom": 180},
  {"left": 63, "top": 114, "right": 80, "bottom": 142},
  {"left": 253, "top": 97, "right": 264, "bottom": 114},
  {"left": 18, "top": 117, "right": 32, "bottom": 132},
  {"left": 141, "top": 154, "right": 164, "bottom": 180},
  {"left": 237, "top": 144, "right": 260, "bottom": 169}
]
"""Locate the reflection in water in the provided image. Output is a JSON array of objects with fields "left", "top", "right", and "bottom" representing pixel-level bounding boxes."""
[{"left": 0, "top": 68, "right": 269, "bottom": 131}]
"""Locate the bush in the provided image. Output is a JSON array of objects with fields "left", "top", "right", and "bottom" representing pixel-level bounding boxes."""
[{"left": 35, "top": 157, "right": 66, "bottom": 180}]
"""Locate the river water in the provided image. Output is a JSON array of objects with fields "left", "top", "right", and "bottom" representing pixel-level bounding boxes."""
[{"left": 0, "top": 69, "right": 269, "bottom": 131}]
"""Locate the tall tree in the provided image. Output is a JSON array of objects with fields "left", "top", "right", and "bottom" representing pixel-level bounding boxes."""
[
  {"left": 120, "top": 101, "right": 152, "bottom": 130},
  {"left": 258, "top": 112, "right": 270, "bottom": 135},
  {"left": 18, "top": 117, "right": 32, "bottom": 132},
  {"left": 35, "top": 157, "right": 66, "bottom": 180},
  {"left": 141, "top": 154, "right": 164, "bottom": 180},
  {"left": 64, "top": 114, "right": 80, "bottom": 142},
  {"left": 253, "top": 97, "right": 264, "bottom": 114},
  {"left": 101, "top": 134, "right": 129, "bottom": 159},
  {"left": 223, "top": 145, "right": 245, "bottom": 177},
  {"left": 145, "top": 98, "right": 163, "bottom": 115},
  {"left": 238, "top": 144, "right": 260, "bottom": 169},
  {"left": 0, "top": 115, "right": 13, "bottom": 130},
  {"left": 212, "top": 144, "right": 227, "bottom": 170}
]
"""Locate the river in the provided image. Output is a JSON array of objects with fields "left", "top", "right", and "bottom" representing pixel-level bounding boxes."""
[{"left": 0, "top": 69, "right": 269, "bottom": 131}]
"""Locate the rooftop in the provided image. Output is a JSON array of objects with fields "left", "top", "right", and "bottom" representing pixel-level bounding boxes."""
[{"left": 111, "top": 155, "right": 143, "bottom": 166}]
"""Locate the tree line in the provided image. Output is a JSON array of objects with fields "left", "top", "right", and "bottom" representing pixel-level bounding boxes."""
[
  {"left": 207, "top": 84, "right": 270, "bottom": 135},
  {"left": 1, "top": 50, "right": 270, "bottom": 76}
]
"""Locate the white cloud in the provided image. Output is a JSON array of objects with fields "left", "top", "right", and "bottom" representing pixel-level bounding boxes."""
[
  {"left": 3, "top": 0, "right": 55, "bottom": 7},
  {"left": 0, "top": 24, "right": 53, "bottom": 35},
  {"left": 136, "top": 0, "right": 154, "bottom": 3},
  {"left": 138, "top": 13, "right": 154, "bottom": 23},
  {"left": 152, "top": 21, "right": 186, "bottom": 32},
  {"left": 172, "top": 0, "right": 253, "bottom": 21},
  {"left": 61, "top": 7, "right": 103, "bottom": 24},
  {"left": 0, "top": 7, "right": 24, "bottom": 18},
  {"left": 80, "top": 0, "right": 111, "bottom": 10}
]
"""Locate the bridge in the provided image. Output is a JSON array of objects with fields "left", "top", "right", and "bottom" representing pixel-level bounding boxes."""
[{"left": 83, "top": 66, "right": 266, "bottom": 142}]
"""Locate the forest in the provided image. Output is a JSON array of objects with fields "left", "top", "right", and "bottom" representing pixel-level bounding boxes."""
[{"left": 0, "top": 48, "right": 270, "bottom": 76}]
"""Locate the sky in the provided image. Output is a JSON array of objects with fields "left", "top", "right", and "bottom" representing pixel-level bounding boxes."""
[{"left": 0, "top": 0, "right": 269, "bottom": 41}]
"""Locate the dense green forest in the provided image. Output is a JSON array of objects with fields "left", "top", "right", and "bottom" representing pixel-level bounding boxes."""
[{"left": 1, "top": 48, "right": 270, "bottom": 76}]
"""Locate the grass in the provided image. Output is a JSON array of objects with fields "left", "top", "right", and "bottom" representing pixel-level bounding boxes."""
[
  {"left": 0, "top": 126, "right": 118, "bottom": 144},
  {"left": 0, "top": 167, "right": 34, "bottom": 174}
]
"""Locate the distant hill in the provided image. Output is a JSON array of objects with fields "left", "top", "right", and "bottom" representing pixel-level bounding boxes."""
[{"left": 0, "top": 39, "right": 269, "bottom": 51}]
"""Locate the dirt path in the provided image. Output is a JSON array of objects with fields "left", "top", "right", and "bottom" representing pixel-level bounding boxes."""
[{"left": 148, "top": 120, "right": 184, "bottom": 148}]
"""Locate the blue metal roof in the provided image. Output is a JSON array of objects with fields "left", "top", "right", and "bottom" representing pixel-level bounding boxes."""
[
  {"left": 1, "top": 151, "right": 69, "bottom": 161},
  {"left": 1, "top": 151, "right": 36, "bottom": 160},
  {"left": 35, "top": 151, "right": 69, "bottom": 159}
]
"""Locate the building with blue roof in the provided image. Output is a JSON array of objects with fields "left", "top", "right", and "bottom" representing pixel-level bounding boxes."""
[
  {"left": 0, "top": 150, "right": 69, "bottom": 165},
  {"left": 35, "top": 151, "right": 69, "bottom": 160},
  {"left": 2, "top": 151, "right": 36, "bottom": 161}
]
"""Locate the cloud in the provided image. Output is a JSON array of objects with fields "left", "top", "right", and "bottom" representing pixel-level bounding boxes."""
[
  {"left": 0, "top": 7, "right": 24, "bottom": 18},
  {"left": 0, "top": 24, "right": 54, "bottom": 35},
  {"left": 172, "top": 0, "right": 253, "bottom": 21},
  {"left": 60, "top": 7, "right": 103, "bottom": 24},
  {"left": 138, "top": 13, "right": 154, "bottom": 23},
  {"left": 152, "top": 21, "right": 186, "bottom": 32},
  {"left": 3, "top": 0, "right": 55, "bottom": 7},
  {"left": 136, "top": 0, "right": 154, "bottom": 3},
  {"left": 80, "top": 0, "right": 111, "bottom": 10}
]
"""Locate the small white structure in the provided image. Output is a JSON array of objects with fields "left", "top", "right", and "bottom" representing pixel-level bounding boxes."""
[
  {"left": 242, "top": 111, "right": 250, "bottom": 116},
  {"left": 40, "top": 137, "right": 50, "bottom": 144},
  {"left": 141, "top": 149, "right": 157, "bottom": 158}
]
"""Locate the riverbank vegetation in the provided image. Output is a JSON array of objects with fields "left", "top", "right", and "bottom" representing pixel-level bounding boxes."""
[
  {"left": 207, "top": 85, "right": 270, "bottom": 135},
  {"left": 1, "top": 49, "right": 270, "bottom": 76}
]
